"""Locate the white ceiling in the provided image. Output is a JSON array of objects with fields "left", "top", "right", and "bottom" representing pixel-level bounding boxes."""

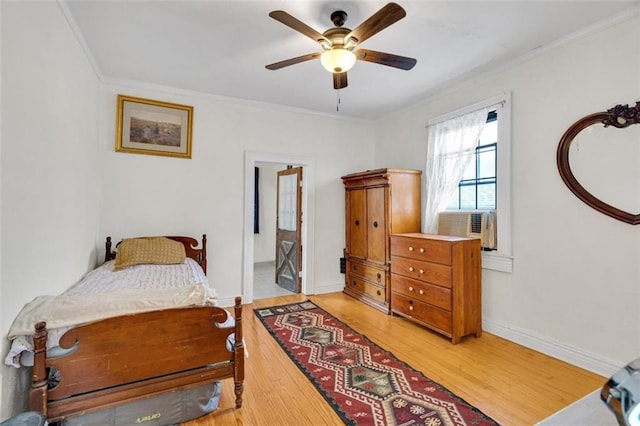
[{"left": 62, "top": 1, "right": 639, "bottom": 120}]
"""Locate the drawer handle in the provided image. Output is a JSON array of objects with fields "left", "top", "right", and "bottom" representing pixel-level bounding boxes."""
[
  {"left": 420, "top": 248, "right": 425, "bottom": 253},
  {"left": 419, "top": 269, "right": 424, "bottom": 274},
  {"left": 408, "top": 286, "right": 414, "bottom": 292},
  {"left": 352, "top": 280, "right": 356, "bottom": 286},
  {"left": 419, "top": 289, "right": 424, "bottom": 295},
  {"left": 355, "top": 219, "right": 360, "bottom": 226},
  {"left": 373, "top": 221, "right": 378, "bottom": 228},
  {"left": 352, "top": 264, "right": 357, "bottom": 271},
  {"left": 376, "top": 290, "right": 381, "bottom": 296},
  {"left": 376, "top": 273, "right": 381, "bottom": 282},
  {"left": 409, "top": 246, "right": 414, "bottom": 251},
  {"left": 409, "top": 305, "right": 414, "bottom": 311},
  {"left": 409, "top": 266, "right": 414, "bottom": 272}
]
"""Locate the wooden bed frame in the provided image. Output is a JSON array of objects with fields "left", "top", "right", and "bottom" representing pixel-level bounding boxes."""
[{"left": 28, "top": 235, "right": 244, "bottom": 423}]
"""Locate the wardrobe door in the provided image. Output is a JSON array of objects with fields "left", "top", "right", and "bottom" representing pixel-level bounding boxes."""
[
  {"left": 366, "top": 186, "right": 387, "bottom": 265},
  {"left": 347, "top": 188, "right": 367, "bottom": 260}
]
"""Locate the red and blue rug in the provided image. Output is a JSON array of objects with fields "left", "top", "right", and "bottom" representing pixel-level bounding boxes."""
[{"left": 255, "top": 300, "right": 499, "bottom": 426}]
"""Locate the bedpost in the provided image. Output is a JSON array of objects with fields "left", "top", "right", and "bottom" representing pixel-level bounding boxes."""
[
  {"left": 233, "top": 296, "right": 244, "bottom": 408},
  {"left": 29, "top": 322, "right": 48, "bottom": 416},
  {"left": 105, "top": 236, "right": 112, "bottom": 263},
  {"left": 201, "top": 234, "right": 207, "bottom": 274}
]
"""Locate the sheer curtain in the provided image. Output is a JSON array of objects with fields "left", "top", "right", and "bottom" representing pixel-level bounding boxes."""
[{"left": 424, "top": 107, "right": 489, "bottom": 233}]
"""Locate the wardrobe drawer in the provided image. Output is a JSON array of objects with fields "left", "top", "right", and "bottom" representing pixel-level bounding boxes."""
[
  {"left": 390, "top": 257, "right": 452, "bottom": 288},
  {"left": 348, "top": 259, "right": 386, "bottom": 285},
  {"left": 346, "top": 273, "right": 386, "bottom": 303},
  {"left": 391, "top": 235, "right": 452, "bottom": 265},
  {"left": 391, "top": 274, "right": 451, "bottom": 311},
  {"left": 391, "top": 293, "right": 452, "bottom": 336}
]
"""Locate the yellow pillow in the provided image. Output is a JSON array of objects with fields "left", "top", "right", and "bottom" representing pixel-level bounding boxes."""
[{"left": 114, "top": 237, "right": 186, "bottom": 270}]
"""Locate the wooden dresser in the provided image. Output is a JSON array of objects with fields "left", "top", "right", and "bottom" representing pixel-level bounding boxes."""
[
  {"left": 390, "top": 233, "right": 482, "bottom": 343},
  {"left": 342, "top": 169, "right": 422, "bottom": 313}
]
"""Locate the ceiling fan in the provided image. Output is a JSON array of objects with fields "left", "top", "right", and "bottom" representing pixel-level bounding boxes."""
[{"left": 265, "top": 2, "right": 417, "bottom": 90}]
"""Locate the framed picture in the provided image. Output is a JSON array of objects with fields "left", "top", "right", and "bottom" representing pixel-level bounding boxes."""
[{"left": 115, "top": 95, "right": 193, "bottom": 159}]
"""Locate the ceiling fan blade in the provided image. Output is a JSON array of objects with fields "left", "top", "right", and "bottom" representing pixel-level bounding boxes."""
[
  {"left": 333, "top": 72, "right": 348, "bottom": 89},
  {"left": 355, "top": 49, "right": 416, "bottom": 70},
  {"left": 269, "top": 10, "right": 330, "bottom": 45},
  {"left": 344, "top": 3, "right": 406, "bottom": 46},
  {"left": 266, "top": 52, "right": 321, "bottom": 70}
]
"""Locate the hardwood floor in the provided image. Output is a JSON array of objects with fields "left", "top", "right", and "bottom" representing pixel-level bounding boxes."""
[{"left": 185, "top": 292, "right": 606, "bottom": 425}]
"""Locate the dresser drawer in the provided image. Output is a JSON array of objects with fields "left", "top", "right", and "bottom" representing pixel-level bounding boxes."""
[
  {"left": 390, "top": 257, "right": 452, "bottom": 288},
  {"left": 348, "top": 259, "right": 386, "bottom": 285},
  {"left": 391, "top": 236, "right": 452, "bottom": 265},
  {"left": 391, "top": 293, "right": 452, "bottom": 335},
  {"left": 391, "top": 274, "right": 451, "bottom": 311},
  {"left": 346, "top": 273, "right": 386, "bottom": 303}
]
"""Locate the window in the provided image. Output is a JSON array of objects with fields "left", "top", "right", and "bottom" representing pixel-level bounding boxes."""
[
  {"left": 426, "top": 94, "right": 512, "bottom": 272},
  {"left": 447, "top": 111, "right": 497, "bottom": 210}
]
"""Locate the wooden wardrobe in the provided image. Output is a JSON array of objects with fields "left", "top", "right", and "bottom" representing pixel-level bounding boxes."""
[{"left": 342, "top": 168, "right": 422, "bottom": 313}]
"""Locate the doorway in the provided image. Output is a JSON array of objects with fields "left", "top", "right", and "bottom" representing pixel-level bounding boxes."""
[
  {"left": 252, "top": 164, "right": 301, "bottom": 299},
  {"left": 242, "top": 151, "right": 315, "bottom": 304}
]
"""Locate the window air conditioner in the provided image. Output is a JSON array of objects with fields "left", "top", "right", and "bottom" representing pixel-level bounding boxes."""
[{"left": 437, "top": 210, "right": 497, "bottom": 250}]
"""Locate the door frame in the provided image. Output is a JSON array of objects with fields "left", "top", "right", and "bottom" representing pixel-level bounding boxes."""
[{"left": 243, "top": 151, "right": 315, "bottom": 304}]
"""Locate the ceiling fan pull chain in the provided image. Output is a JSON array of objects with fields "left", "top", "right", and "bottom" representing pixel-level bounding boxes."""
[{"left": 336, "top": 90, "right": 341, "bottom": 112}]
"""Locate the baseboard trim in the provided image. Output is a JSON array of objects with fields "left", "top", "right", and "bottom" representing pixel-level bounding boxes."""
[
  {"left": 483, "top": 319, "right": 622, "bottom": 378},
  {"left": 217, "top": 296, "right": 237, "bottom": 308},
  {"left": 313, "top": 282, "right": 345, "bottom": 295}
]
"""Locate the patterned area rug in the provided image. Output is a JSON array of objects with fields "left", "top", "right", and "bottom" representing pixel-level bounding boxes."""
[{"left": 255, "top": 301, "right": 499, "bottom": 426}]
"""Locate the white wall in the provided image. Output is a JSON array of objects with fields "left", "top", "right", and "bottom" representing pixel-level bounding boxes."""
[
  {"left": 0, "top": 2, "right": 4, "bottom": 410},
  {"left": 0, "top": 1, "right": 101, "bottom": 418},
  {"left": 374, "top": 14, "right": 640, "bottom": 376},
  {"left": 98, "top": 83, "right": 374, "bottom": 306}
]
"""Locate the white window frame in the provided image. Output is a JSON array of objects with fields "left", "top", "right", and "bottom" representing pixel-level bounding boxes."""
[{"left": 427, "top": 93, "right": 513, "bottom": 273}]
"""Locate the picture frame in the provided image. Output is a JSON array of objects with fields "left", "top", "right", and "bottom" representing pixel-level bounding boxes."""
[{"left": 115, "top": 95, "right": 193, "bottom": 159}]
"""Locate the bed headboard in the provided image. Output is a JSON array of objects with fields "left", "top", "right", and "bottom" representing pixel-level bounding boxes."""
[{"left": 105, "top": 235, "right": 208, "bottom": 274}]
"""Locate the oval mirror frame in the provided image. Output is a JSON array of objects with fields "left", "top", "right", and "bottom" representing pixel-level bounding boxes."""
[{"left": 556, "top": 102, "right": 640, "bottom": 225}]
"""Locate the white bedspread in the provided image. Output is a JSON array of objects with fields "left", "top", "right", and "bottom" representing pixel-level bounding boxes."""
[
  {"left": 65, "top": 258, "right": 211, "bottom": 295},
  {"left": 4, "top": 258, "right": 220, "bottom": 367}
]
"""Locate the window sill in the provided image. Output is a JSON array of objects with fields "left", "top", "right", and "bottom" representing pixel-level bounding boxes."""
[{"left": 482, "top": 252, "right": 513, "bottom": 273}]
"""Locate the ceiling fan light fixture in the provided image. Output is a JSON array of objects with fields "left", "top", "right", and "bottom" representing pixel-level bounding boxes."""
[{"left": 320, "top": 48, "right": 356, "bottom": 73}]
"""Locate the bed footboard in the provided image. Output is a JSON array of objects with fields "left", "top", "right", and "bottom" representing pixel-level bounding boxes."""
[{"left": 30, "top": 297, "right": 244, "bottom": 423}]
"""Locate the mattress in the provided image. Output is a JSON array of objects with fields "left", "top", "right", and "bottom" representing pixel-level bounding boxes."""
[{"left": 4, "top": 258, "right": 230, "bottom": 368}]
